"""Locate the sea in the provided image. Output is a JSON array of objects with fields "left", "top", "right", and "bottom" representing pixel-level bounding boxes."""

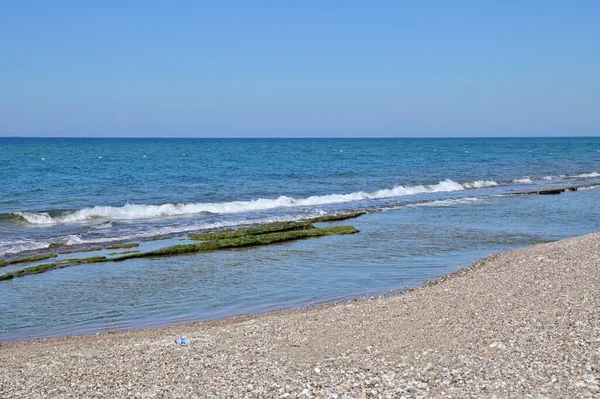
[{"left": 1, "top": 137, "right": 599, "bottom": 342}]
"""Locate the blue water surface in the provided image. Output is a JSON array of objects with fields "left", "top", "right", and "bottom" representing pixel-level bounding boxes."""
[{"left": 0, "top": 137, "right": 598, "bottom": 341}]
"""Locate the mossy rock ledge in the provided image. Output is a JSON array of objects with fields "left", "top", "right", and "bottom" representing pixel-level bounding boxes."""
[
  {"left": 0, "top": 223, "right": 359, "bottom": 280},
  {"left": 0, "top": 254, "right": 58, "bottom": 269},
  {"left": 0, "top": 256, "right": 107, "bottom": 281},
  {"left": 116, "top": 225, "right": 359, "bottom": 261}
]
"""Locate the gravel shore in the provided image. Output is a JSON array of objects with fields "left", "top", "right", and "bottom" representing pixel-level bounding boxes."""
[{"left": 1, "top": 233, "right": 599, "bottom": 398}]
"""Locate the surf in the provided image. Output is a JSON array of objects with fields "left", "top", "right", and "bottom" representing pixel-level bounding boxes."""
[{"left": 10, "top": 179, "right": 498, "bottom": 226}]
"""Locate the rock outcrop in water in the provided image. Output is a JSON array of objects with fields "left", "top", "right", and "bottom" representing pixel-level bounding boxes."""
[
  {"left": 0, "top": 254, "right": 57, "bottom": 268},
  {"left": 0, "top": 218, "right": 361, "bottom": 281}
]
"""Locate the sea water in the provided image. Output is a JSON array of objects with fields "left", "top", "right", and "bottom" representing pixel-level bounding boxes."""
[{"left": 0, "top": 137, "right": 599, "bottom": 341}]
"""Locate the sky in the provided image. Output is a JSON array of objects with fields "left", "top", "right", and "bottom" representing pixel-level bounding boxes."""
[{"left": 1, "top": 1, "right": 599, "bottom": 138}]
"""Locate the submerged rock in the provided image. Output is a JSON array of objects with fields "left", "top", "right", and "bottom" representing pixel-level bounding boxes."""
[
  {"left": 0, "top": 222, "right": 360, "bottom": 280},
  {"left": 0, "top": 254, "right": 58, "bottom": 268},
  {"left": 117, "top": 226, "right": 359, "bottom": 261}
]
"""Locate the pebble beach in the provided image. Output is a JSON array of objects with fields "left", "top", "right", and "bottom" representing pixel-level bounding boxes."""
[{"left": 1, "top": 232, "right": 599, "bottom": 398}]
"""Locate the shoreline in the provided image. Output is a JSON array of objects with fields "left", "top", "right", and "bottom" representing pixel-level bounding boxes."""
[
  {"left": 1, "top": 233, "right": 599, "bottom": 397},
  {"left": 0, "top": 287, "right": 401, "bottom": 344}
]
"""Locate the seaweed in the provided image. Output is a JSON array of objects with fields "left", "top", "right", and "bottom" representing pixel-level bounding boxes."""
[
  {"left": 188, "top": 213, "right": 365, "bottom": 242},
  {"left": 0, "top": 256, "right": 108, "bottom": 280},
  {"left": 306, "top": 211, "right": 367, "bottom": 223},
  {"left": 0, "top": 254, "right": 58, "bottom": 268},
  {"left": 117, "top": 226, "right": 359, "bottom": 261},
  {"left": 105, "top": 243, "right": 139, "bottom": 250},
  {"left": 0, "top": 222, "right": 360, "bottom": 280},
  {"left": 106, "top": 250, "right": 141, "bottom": 256},
  {"left": 189, "top": 221, "right": 313, "bottom": 241}
]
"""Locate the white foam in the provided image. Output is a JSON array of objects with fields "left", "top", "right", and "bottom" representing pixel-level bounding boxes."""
[
  {"left": 576, "top": 172, "right": 600, "bottom": 178},
  {"left": 63, "top": 235, "right": 84, "bottom": 245},
  {"left": 462, "top": 180, "right": 498, "bottom": 189},
  {"left": 13, "top": 179, "right": 498, "bottom": 226},
  {"left": 514, "top": 178, "right": 533, "bottom": 184},
  {"left": 88, "top": 221, "right": 114, "bottom": 230},
  {"left": 542, "top": 176, "right": 553, "bottom": 180},
  {"left": 0, "top": 240, "right": 51, "bottom": 255},
  {"left": 15, "top": 212, "right": 55, "bottom": 225},
  {"left": 407, "top": 197, "right": 481, "bottom": 208}
]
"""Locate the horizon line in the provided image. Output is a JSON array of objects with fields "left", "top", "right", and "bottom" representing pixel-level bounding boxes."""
[{"left": 2, "top": 135, "right": 599, "bottom": 139}]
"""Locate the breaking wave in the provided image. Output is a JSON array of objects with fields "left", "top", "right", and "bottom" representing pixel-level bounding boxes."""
[
  {"left": 10, "top": 179, "right": 498, "bottom": 226},
  {"left": 576, "top": 172, "right": 600, "bottom": 178},
  {"left": 0, "top": 240, "right": 51, "bottom": 255},
  {"left": 406, "top": 197, "right": 482, "bottom": 208},
  {"left": 513, "top": 178, "right": 533, "bottom": 184}
]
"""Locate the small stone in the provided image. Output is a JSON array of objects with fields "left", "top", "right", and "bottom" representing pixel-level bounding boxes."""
[
  {"left": 582, "top": 374, "right": 596, "bottom": 383},
  {"left": 441, "top": 357, "right": 457, "bottom": 366},
  {"left": 81, "top": 348, "right": 99, "bottom": 358}
]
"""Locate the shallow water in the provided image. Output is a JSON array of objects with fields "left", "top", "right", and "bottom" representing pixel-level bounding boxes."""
[{"left": 0, "top": 138, "right": 599, "bottom": 341}]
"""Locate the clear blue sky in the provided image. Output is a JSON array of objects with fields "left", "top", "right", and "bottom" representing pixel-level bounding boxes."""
[{"left": 1, "top": 1, "right": 598, "bottom": 137}]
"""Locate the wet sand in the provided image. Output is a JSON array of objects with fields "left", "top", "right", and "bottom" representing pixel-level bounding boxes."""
[{"left": 1, "top": 233, "right": 599, "bottom": 398}]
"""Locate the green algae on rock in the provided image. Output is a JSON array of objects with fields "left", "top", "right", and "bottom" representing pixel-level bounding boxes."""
[
  {"left": 0, "top": 254, "right": 58, "bottom": 268},
  {"left": 189, "top": 221, "right": 314, "bottom": 241},
  {"left": 306, "top": 211, "right": 367, "bottom": 223},
  {"left": 106, "top": 243, "right": 140, "bottom": 250},
  {"left": 106, "top": 250, "right": 141, "bottom": 256},
  {"left": 0, "top": 256, "right": 108, "bottom": 281},
  {"left": 0, "top": 223, "right": 359, "bottom": 280},
  {"left": 117, "top": 226, "right": 359, "bottom": 261},
  {"left": 188, "top": 213, "right": 365, "bottom": 242}
]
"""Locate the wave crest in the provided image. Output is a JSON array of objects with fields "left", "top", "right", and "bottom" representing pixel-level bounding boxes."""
[
  {"left": 576, "top": 172, "right": 600, "bottom": 178},
  {"left": 11, "top": 179, "right": 497, "bottom": 226},
  {"left": 513, "top": 178, "right": 533, "bottom": 184}
]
